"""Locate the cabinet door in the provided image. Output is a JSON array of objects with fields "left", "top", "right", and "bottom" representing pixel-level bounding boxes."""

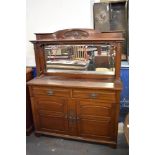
[
  {"left": 33, "top": 97, "right": 69, "bottom": 134},
  {"left": 76, "top": 99, "right": 115, "bottom": 141}
]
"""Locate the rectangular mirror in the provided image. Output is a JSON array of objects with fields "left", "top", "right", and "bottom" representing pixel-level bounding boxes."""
[{"left": 45, "top": 44, "right": 116, "bottom": 75}]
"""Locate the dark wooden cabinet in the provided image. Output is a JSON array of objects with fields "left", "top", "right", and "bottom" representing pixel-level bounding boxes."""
[
  {"left": 26, "top": 67, "right": 34, "bottom": 135},
  {"left": 27, "top": 29, "right": 124, "bottom": 148}
]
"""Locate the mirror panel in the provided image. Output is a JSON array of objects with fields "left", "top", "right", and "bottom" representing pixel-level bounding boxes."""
[{"left": 45, "top": 44, "right": 116, "bottom": 75}]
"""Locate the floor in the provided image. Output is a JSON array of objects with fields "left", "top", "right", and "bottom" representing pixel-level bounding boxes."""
[{"left": 26, "top": 123, "right": 129, "bottom": 155}]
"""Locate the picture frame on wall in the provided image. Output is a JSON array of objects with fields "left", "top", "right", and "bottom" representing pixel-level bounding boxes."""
[
  {"left": 93, "top": 1, "right": 129, "bottom": 61},
  {"left": 93, "top": 2, "right": 110, "bottom": 32}
]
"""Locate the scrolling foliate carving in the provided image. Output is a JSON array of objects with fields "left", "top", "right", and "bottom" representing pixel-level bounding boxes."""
[{"left": 64, "top": 30, "right": 89, "bottom": 39}]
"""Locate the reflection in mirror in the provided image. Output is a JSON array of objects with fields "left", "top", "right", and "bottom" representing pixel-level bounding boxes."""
[{"left": 45, "top": 44, "right": 116, "bottom": 75}]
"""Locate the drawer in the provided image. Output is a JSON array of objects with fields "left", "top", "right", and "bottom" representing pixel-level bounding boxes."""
[
  {"left": 32, "top": 86, "right": 71, "bottom": 98},
  {"left": 72, "top": 89, "right": 115, "bottom": 102}
]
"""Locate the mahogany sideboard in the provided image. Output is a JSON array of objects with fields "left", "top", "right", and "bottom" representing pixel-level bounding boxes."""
[{"left": 27, "top": 29, "right": 124, "bottom": 148}]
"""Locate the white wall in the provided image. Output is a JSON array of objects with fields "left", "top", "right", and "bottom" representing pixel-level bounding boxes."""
[{"left": 26, "top": 0, "right": 100, "bottom": 66}]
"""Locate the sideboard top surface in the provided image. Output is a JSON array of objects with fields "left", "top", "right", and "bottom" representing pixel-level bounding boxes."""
[{"left": 27, "top": 75, "right": 122, "bottom": 90}]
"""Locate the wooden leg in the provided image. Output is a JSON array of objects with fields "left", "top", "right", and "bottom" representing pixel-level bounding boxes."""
[
  {"left": 35, "top": 132, "right": 42, "bottom": 137},
  {"left": 26, "top": 126, "right": 33, "bottom": 136},
  {"left": 109, "top": 143, "right": 117, "bottom": 149},
  {"left": 26, "top": 131, "right": 32, "bottom": 136}
]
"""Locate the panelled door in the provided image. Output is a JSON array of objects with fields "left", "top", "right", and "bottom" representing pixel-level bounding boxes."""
[
  {"left": 76, "top": 99, "right": 115, "bottom": 141},
  {"left": 33, "top": 97, "right": 69, "bottom": 135}
]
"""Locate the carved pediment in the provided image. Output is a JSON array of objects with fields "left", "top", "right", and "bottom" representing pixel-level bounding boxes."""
[
  {"left": 34, "top": 28, "right": 124, "bottom": 41},
  {"left": 63, "top": 29, "right": 89, "bottom": 39}
]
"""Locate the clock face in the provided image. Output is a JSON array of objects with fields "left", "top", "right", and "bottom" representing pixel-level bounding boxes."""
[{"left": 95, "top": 10, "right": 108, "bottom": 24}]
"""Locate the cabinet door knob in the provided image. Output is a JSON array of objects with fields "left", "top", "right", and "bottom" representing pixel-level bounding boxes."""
[{"left": 47, "top": 90, "right": 53, "bottom": 96}]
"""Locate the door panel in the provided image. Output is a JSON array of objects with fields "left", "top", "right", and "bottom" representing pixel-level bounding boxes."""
[
  {"left": 76, "top": 99, "right": 114, "bottom": 140},
  {"left": 78, "top": 118, "right": 111, "bottom": 139},
  {"left": 77, "top": 100, "right": 113, "bottom": 119},
  {"left": 37, "top": 99, "right": 66, "bottom": 115},
  {"left": 34, "top": 97, "right": 69, "bottom": 134},
  {"left": 39, "top": 115, "right": 68, "bottom": 134}
]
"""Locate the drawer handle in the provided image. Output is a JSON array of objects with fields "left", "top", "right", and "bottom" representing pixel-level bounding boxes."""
[
  {"left": 90, "top": 93, "right": 97, "bottom": 99},
  {"left": 47, "top": 90, "right": 53, "bottom": 96}
]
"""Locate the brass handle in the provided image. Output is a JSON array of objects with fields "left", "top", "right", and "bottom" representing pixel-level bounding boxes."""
[
  {"left": 69, "top": 116, "right": 76, "bottom": 124},
  {"left": 72, "top": 116, "right": 76, "bottom": 120},
  {"left": 68, "top": 116, "right": 76, "bottom": 120},
  {"left": 69, "top": 115, "right": 73, "bottom": 120},
  {"left": 90, "top": 93, "right": 97, "bottom": 99},
  {"left": 68, "top": 110, "right": 76, "bottom": 123},
  {"left": 77, "top": 116, "right": 80, "bottom": 121},
  {"left": 65, "top": 114, "right": 68, "bottom": 119},
  {"left": 47, "top": 90, "right": 53, "bottom": 96}
]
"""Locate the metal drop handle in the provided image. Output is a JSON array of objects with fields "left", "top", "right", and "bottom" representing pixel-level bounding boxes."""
[
  {"left": 65, "top": 114, "right": 68, "bottom": 119},
  {"left": 77, "top": 116, "right": 80, "bottom": 121},
  {"left": 47, "top": 90, "right": 53, "bottom": 96},
  {"left": 90, "top": 93, "right": 97, "bottom": 98}
]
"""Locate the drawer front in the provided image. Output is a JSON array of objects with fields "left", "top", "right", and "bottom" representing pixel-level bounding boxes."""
[
  {"left": 32, "top": 86, "right": 71, "bottom": 98},
  {"left": 72, "top": 89, "right": 115, "bottom": 102}
]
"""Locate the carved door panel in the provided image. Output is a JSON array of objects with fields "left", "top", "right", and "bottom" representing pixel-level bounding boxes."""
[
  {"left": 76, "top": 99, "right": 115, "bottom": 141},
  {"left": 33, "top": 97, "right": 69, "bottom": 134}
]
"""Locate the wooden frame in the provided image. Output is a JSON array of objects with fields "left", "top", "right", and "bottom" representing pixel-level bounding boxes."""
[{"left": 30, "top": 28, "right": 124, "bottom": 80}]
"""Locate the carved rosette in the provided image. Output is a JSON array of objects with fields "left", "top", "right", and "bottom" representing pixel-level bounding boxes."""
[{"left": 63, "top": 30, "right": 89, "bottom": 39}]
